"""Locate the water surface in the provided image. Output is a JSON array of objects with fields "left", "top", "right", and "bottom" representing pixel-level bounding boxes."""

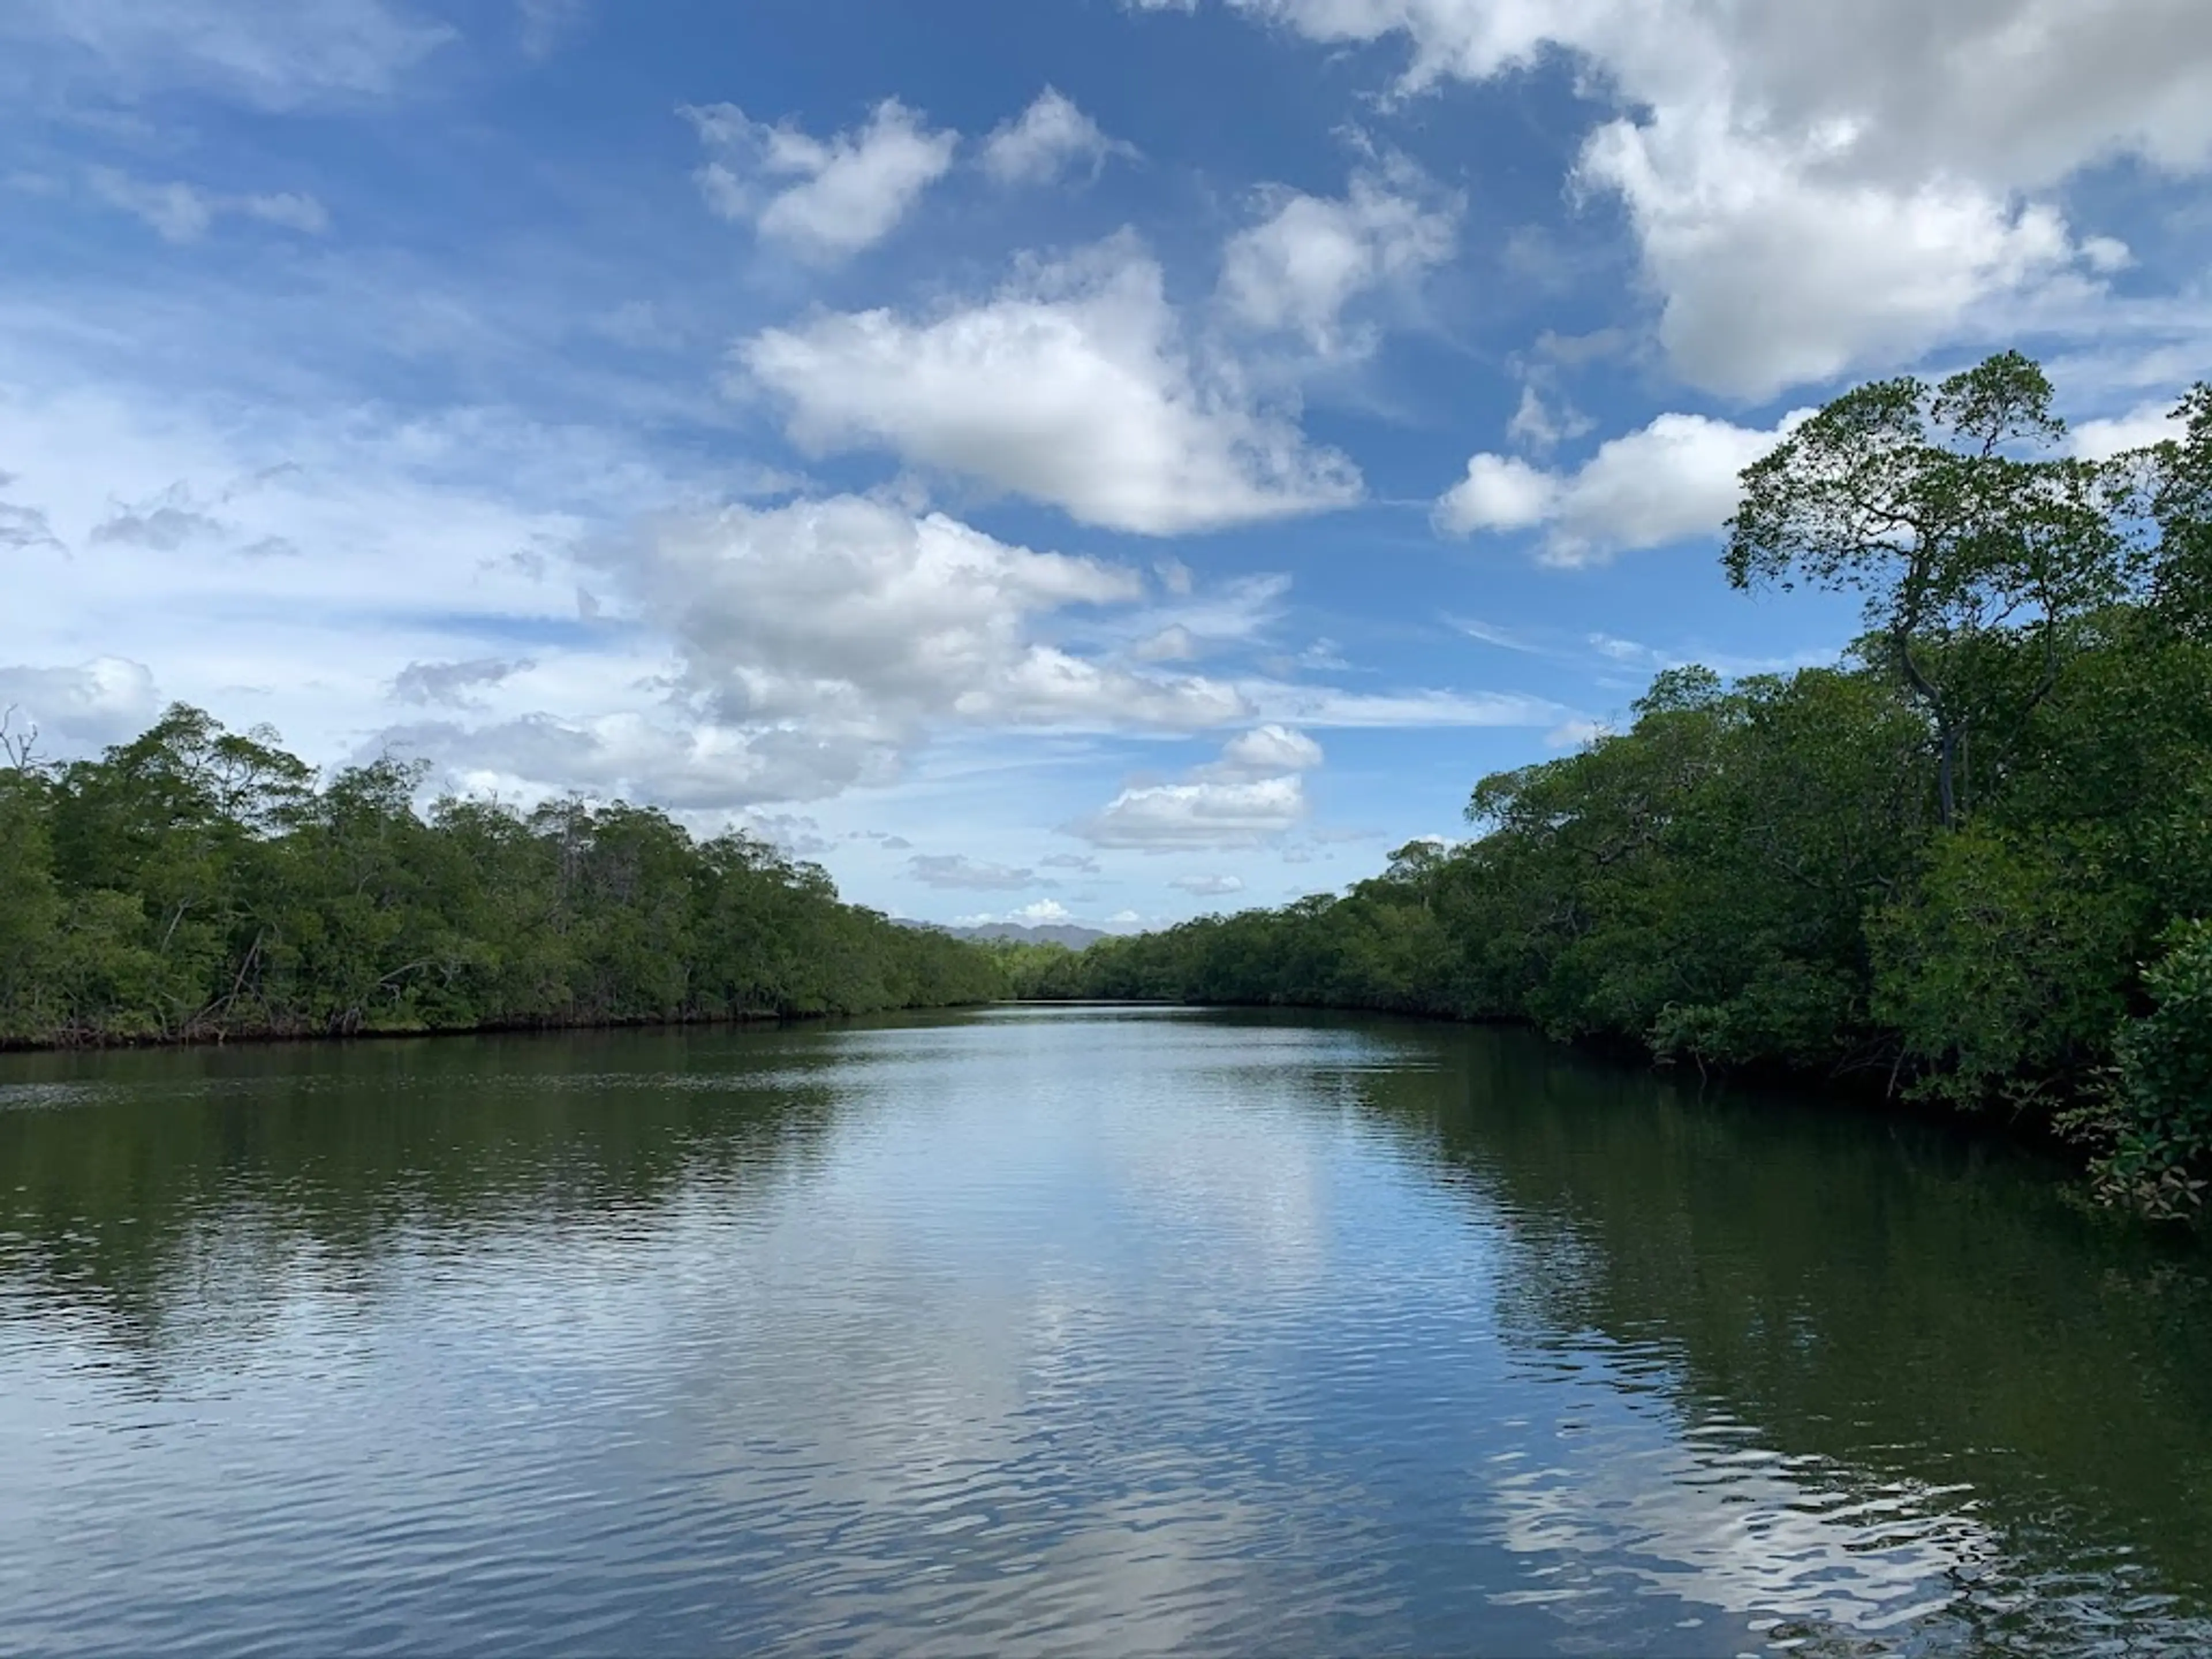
[{"left": 3, "top": 1007, "right": 2209, "bottom": 1656}]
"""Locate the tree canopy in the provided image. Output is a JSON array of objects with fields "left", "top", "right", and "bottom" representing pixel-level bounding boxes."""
[{"left": 0, "top": 709, "right": 1002, "bottom": 1046}]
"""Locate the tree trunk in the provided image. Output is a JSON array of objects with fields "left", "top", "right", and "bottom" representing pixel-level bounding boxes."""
[{"left": 1935, "top": 721, "right": 1959, "bottom": 830}]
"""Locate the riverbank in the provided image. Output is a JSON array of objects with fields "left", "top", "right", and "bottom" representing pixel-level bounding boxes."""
[{"left": 0, "top": 995, "right": 1005, "bottom": 1055}]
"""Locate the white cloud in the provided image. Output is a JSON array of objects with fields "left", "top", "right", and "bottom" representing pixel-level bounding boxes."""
[
  {"left": 1434, "top": 454, "right": 1554, "bottom": 535},
  {"left": 980, "top": 88, "right": 1133, "bottom": 187},
  {"left": 683, "top": 97, "right": 956, "bottom": 262},
  {"left": 1505, "top": 381, "right": 1592, "bottom": 453},
  {"left": 1436, "top": 409, "right": 1813, "bottom": 566},
  {"left": 1171, "top": 873, "right": 1245, "bottom": 897},
  {"left": 1123, "top": 573, "right": 1292, "bottom": 660},
  {"left": 2072, "top": 399, "right": 2189, "bottom": 461},
  {"left": 908, "top": 853, "right": 1047, "bottom": 891},
  {"left": 577, "top": 495, "right": 1253, "bottom": 804},
  {"left": 3, "top": 0, "right": 454, "bottom": 108},
  {"left": 1078, "top": 773, "right": 1307, "bottom": 851},
  {"left": 1213, "top": 0, "right": 2212, "bottom": 396},
  {"left": 241, "top": 192, "right": 329, "bottom": 235},
  {"left": 383, "top": 710, "right": 888, "bottom": 811},
  {"left": 1579, "top": 114, "right": 2081, "bottom": 399},
  {"left": 1132, "top": 624, "right": 1199, "bottom": 663},
  {"left": 89, "top": 168, "right": 330, "bottom": 243},
  {"left": 0, "top": 657, "right": 161, "bottom": 745},
  {"left": 1212, "top": 722, "right": 1323, "bottom": 777},
  {"left": 1218, "top": 164, "right": 1458, "bottom": 357},
  {"left": 0, "top": 363, "right": 1541, "bottom": 835},
  {"left": 1449, "top": 616, "right": 1539, "bottom": 654},
  {"left": 1075, "top": 726, "right": 1319, "bottom": 851},
  {"left": 0, "top": 374, "right": 697, "bottom": 799},
  {"left": 738, "top": 236, "right": 1361, "bottom": 534},
  {"left": 960, "top": 899, "right": 1079, "bottom": 926},
  {"left": 2080, "top": 236, "right": 2135, "bottom": 275}
]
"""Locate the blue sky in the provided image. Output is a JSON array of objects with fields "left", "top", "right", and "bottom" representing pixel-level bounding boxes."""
[{"left": 4, "top": 1, "right": 2209, "bottom": 928}]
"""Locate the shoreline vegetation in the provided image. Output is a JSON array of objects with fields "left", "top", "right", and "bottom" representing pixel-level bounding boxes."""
[
  {"left": 1003, "top": 354, "right": 2212, "bottom": 1219},
  {"left": 4, "top": 353, "right": 2206, "bottom": 1217},
  {"left": 0, "top": 712, "right": 1004, "bottom": 1056}
]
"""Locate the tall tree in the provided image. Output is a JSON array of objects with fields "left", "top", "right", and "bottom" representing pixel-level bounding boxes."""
[{"left": 1723, "top": 352, "right": 2129, "bottom": 827}]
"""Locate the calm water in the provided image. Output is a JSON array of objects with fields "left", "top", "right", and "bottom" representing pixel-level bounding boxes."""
[{"left": 3, "top": 1009, "right": 2210, "bottom": 1657}]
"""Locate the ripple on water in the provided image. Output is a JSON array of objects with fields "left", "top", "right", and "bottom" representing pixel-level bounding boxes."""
[{"left": 2, "top": 1012, "right": 2210, "bottom": 1656}]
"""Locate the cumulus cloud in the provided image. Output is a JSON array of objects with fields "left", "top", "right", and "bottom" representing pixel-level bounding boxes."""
[
  {"left": 89, "top": 168, "right": 329, "bottom": 243},
  {"left": 1435, "top": 455, "right": 1554, "bottom": 535},
  {"left": 0, "top": 657, "right": 161, "bottom": 744},
  {"left": 527, "top": 495, "right": 1257, "bottom": 803},
  {"left": 1132, "top": 624, "right": 1199, "bottom": 663},
  {"left": 1580, "top": 116, "right": 2080, "bottom": 399},
  {"left": 956, "top": 899, "right": 1079, "bottom": 927},
  {"left": 2071, "top": 400, "right": 2190, "bottom": 461},
  {"left": 383, "top": 710, "right": 892, "bottom": 810},
  {"left": 908, "top": 853, "right": 1048, "bottom": 891},
  {"left": 737, "top": 236, "right": 1361, "bottom": 534},
  {"left": 1075, "top": 725, "right": 1321, "bottom": 851},
  {"left": 1218, "top": 163, "right": 1458, "bottom": 357},
  {"left": 980, "top": 88, "right": 1133, "bottom": 186},
  {"left": 683, "top": 97, "right": 956, "bottom": 262},
  {"left": 1209, "top": 0, "right": 2212, "bottom": 396},
  {"left": 1435, "top": 408, "right": 1813, "bottom": 566},
  {"left": 1210, "top": 722, "right": 1324, "bottom": 777},
  {"left": 1078, "top": 773, "right": 1308, "bottom": 851}
]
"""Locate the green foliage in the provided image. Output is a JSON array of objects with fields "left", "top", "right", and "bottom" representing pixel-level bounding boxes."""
[
  {"left": 2072, "top": 923, "right": 2212, "bottom": 1217},
  {"left": 1725, "top": 351, "right": 2133, "bottom": 827},
  {"left": 1033, "top": 354, "right": 2212, "bottom": 1212},
  {"left": 1868, "top": 825, "right": 2138, "bottom": 1112},
  {"left": 0, "top": 707, "right": 1001, "bottom": 1047}
]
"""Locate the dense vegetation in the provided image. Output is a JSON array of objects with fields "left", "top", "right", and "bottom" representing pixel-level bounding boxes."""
[
  {"left": 0, "top": 709, "right": 1002, "bottom": 1047},
  {"left": 1016, "top": 354, "right": 2212, "bottom": 1214}
]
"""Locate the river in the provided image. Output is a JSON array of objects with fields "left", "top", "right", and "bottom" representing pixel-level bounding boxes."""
[{"left": 2, "top": 1006, "right": 2209, "bottom": 1656}]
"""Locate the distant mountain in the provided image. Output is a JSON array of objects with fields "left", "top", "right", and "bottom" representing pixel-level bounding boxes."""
[{"left": 900, "top": 919, "right": 1107, "bottom": 950}]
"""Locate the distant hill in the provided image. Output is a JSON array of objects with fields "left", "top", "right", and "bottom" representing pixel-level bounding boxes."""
[{"left": 900, "top": 920, "right": 1107, "bottom": 950}]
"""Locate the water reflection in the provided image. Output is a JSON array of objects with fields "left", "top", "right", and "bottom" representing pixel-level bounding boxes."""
[
  {"left": 2, "top": 1009, "right": 2209, "bottom": 1655},
  {"left": 1344, "top": 1021, "right": 2212, "bottom": 1653}
]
